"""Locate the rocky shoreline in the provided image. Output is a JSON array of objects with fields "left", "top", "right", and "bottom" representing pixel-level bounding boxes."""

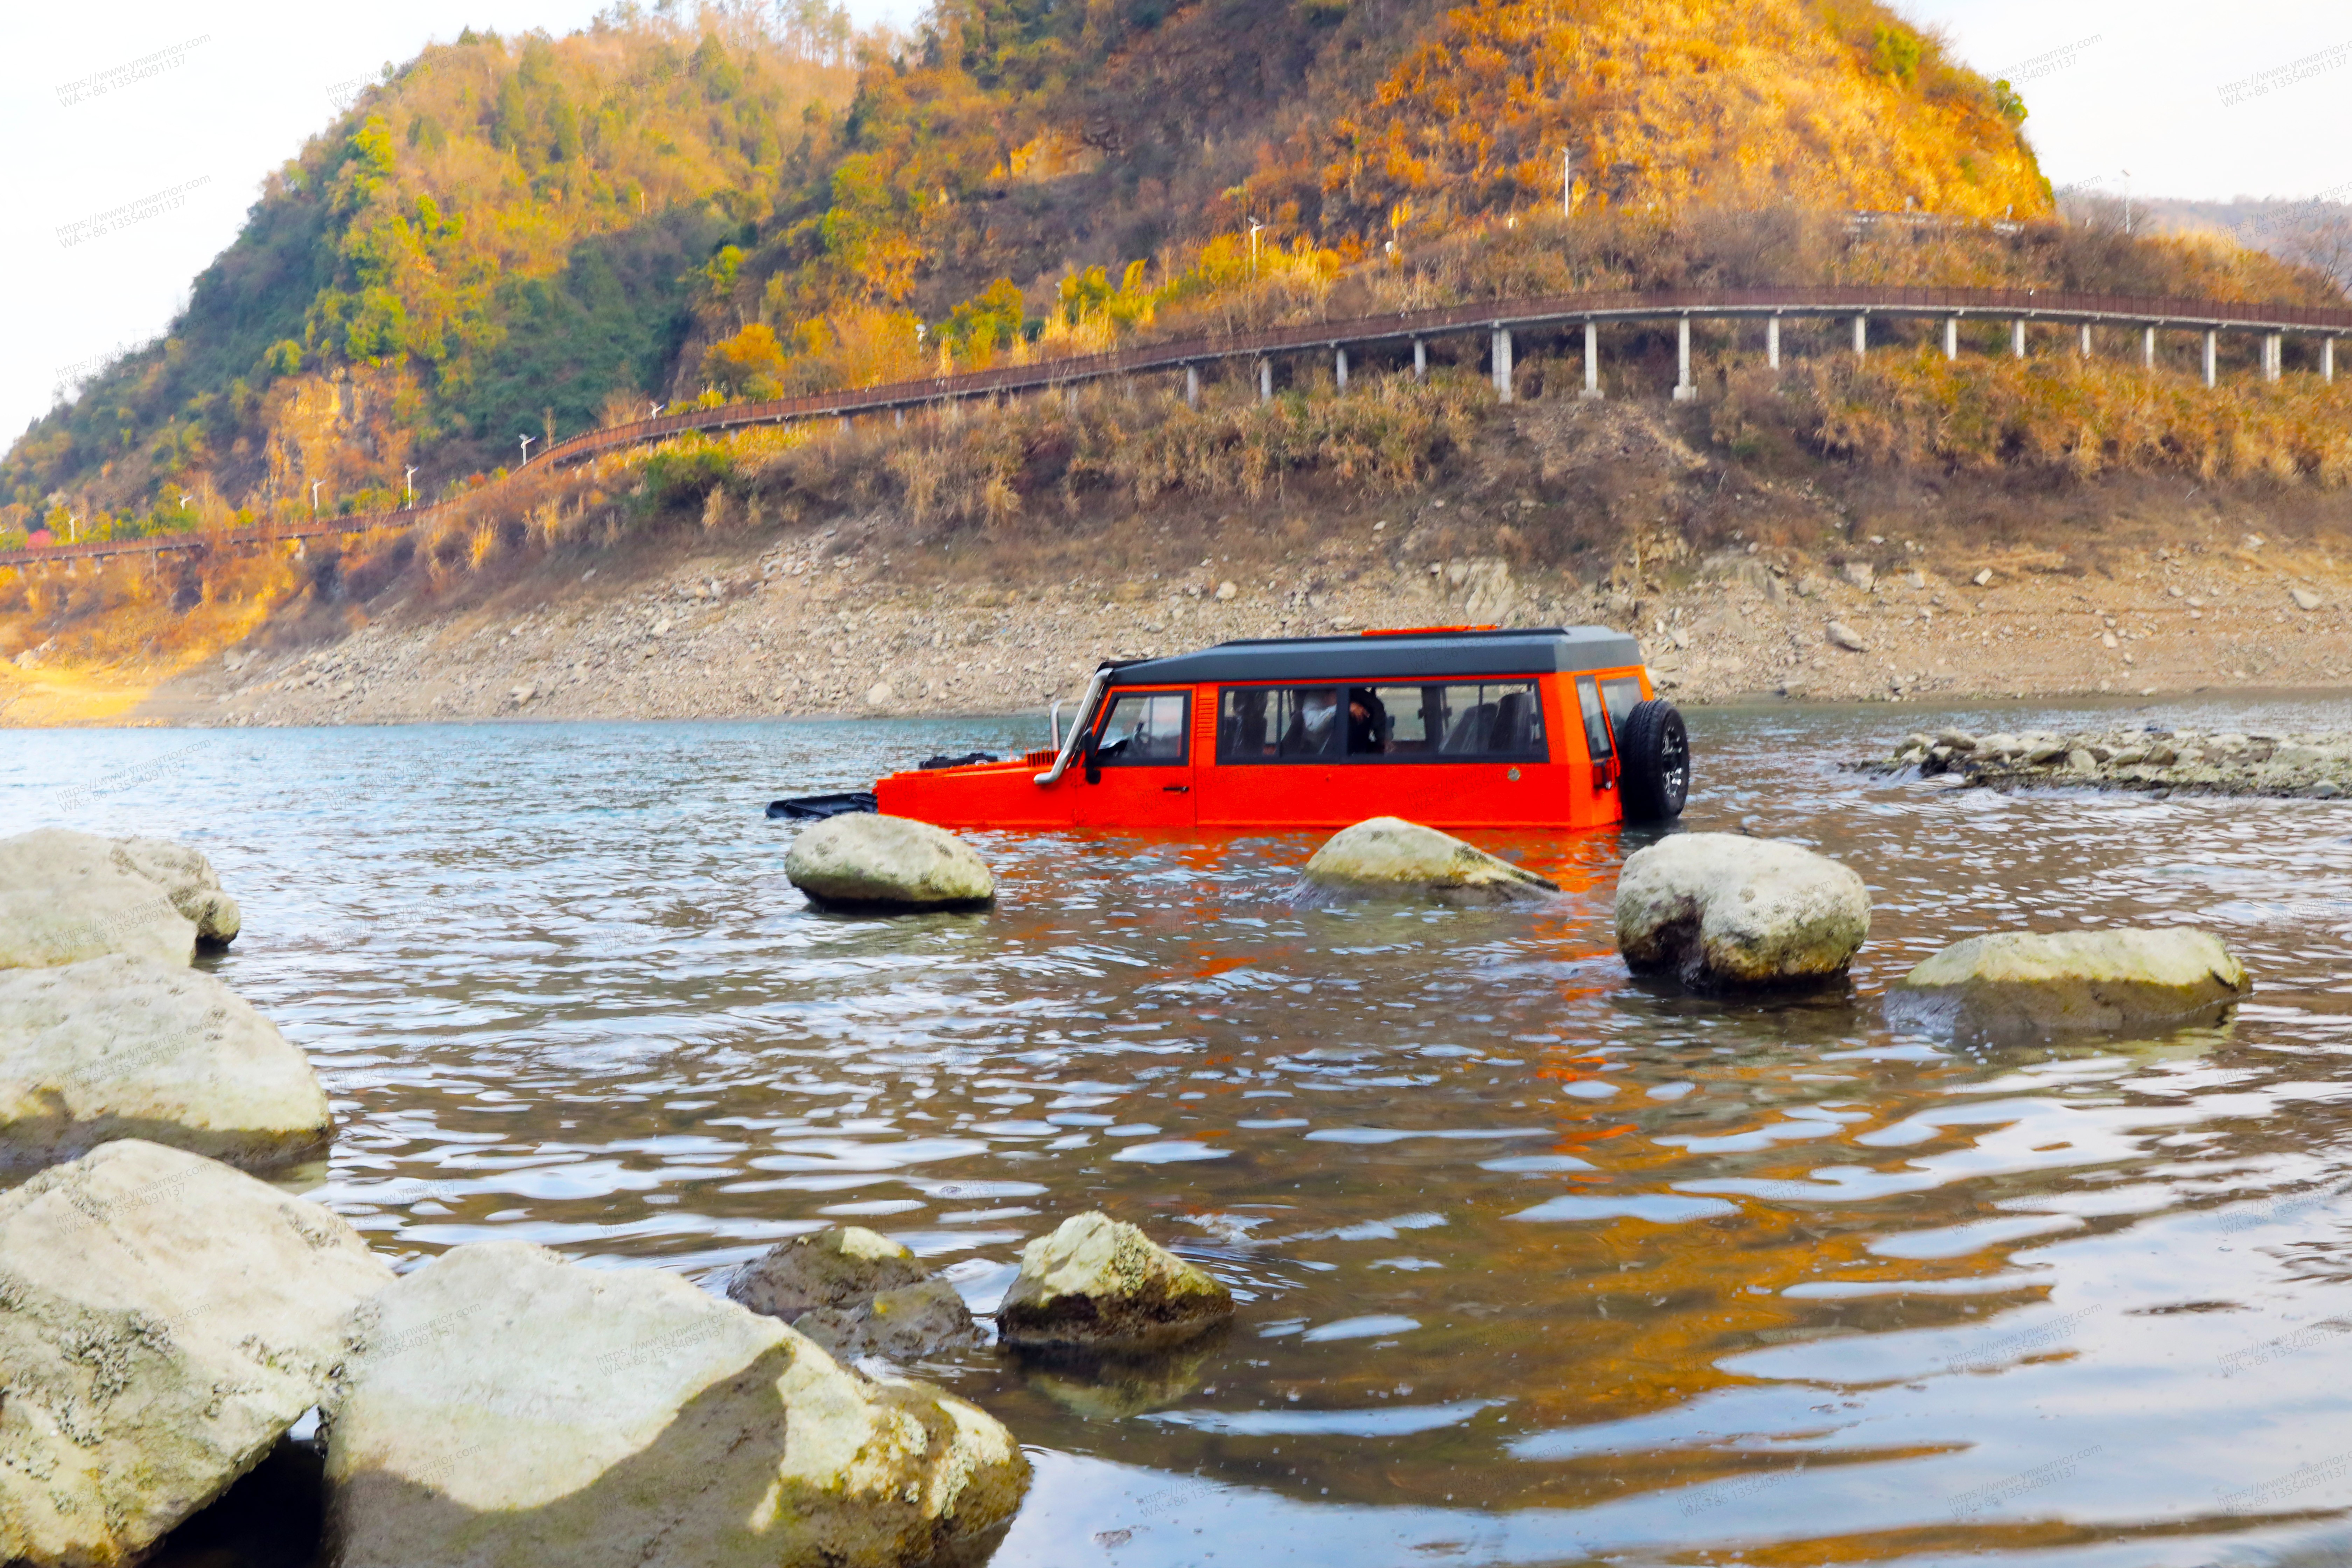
[
  {"left": 1872, "top": 724, "right": 2352, "bottom": 798},
  {"left": 8, "top": 458, "right": 2352, "bottom": 728}
]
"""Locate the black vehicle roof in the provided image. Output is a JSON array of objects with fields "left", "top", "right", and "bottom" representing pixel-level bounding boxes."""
[{"left": 1105, "top": 626, "right": 1646, "bottom": 686}]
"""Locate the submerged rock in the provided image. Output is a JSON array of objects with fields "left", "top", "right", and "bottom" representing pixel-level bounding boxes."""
[
  {"left": 325, "top": 1241, "right": 1030, "bottom": 1568},
  {"left": 1615, "top": 832, "right": 1870, "bottom": 988},
  {"left": 0, "top": 828, "right": 198, "bottom": 970},
  {"left": 0, "top": 955, "right": 333, "bottom": 1169},
  {"left": 726, "top": 1225, "right": 930, "bottom": 1320},
  {"left": 1303, "top": 817, "right": 1558, "bottom": 902},
  {"left": 1889, "top": 927, "right": 2250, "bottom": 1037},
  {"left": 785, "top": 814, "right": 995, "bottom": 911},
  {"left": 792, "top": 1279, "right": 982, "bottom": 1363},
  {"left": 1873, "top": 726, "right": 2352, "bottom": 799},
  {"left": 998, "top": 1212, "right": 1235, "bottom": 1350},
  {"left": 0, "top": 1140, "right": 391, "bottom": 1568}
]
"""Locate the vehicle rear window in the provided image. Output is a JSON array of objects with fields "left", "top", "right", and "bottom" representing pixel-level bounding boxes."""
[
  {"left": 1600, "top": 676, "right": 1646, "bottom": 728},
  {"left": 1094, "top": 691, "right": 1190, "bottom": 765},
  {"left": 1576, "top": 678, "right": 1613, "bottom": 761},
  {"left": 1218, "top": 682, "right": 1546, "bottom": 762}
]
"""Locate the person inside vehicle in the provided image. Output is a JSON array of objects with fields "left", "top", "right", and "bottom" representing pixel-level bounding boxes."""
[
  {"left": 1346, "top": 687, "right": 1391, "bottom": 754},
  {"left": 1282, "top": 690, "right": 1341, "bottom": 755}
]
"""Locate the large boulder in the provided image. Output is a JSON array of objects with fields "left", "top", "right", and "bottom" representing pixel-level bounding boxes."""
[
  {"left": 1615, "top": 832, "right": 1870, "bottom": 988},
  {"left": 726, "top": 1225, "right": 930, "bottom": 1320},
  {"left": 1888, "top": 928, "right": 2250, "bottom": 1037},
  {"left": 324, "top": 1241, "right": 1030, "bottom": 1568},
  {"left": 0, "top": 955, "right": 333, "bottom": 1169},
  {"left": 998, "top": 1212, "right": 1235, "bottom": 1351},
  {"left": 0, "top": 828, "right": 197, "bottom": 970},
  {"left": 1303, "top": 817, "right": 1558, "bottom": 903},
  {"left": 0, "top": 1140, "right": 392, "bottom": 1568},
  {"left": 785, "top": 814, "right": 995, "bottom": 911}
]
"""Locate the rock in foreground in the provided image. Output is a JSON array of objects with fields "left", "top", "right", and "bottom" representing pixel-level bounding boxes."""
[
  {"left": 326, "top": 1241, "right": 1029, "bottom": 1568},
  {"left": 785, "top": 814, "right": 995, "bottom": 911},
  {"left": 1889, "top": 928, "right": 2250, "bottom": 1037},
  {"left": 0, "top": 828, "right": 199, "bottom": 970},
  {"left": 1303, "top": 817, "right": 1559, "bottom": 902},
  {"left": 1875, "top": 726, "right": 2352, "bottom": 799},
  {"left": 0, "top": 1140, "right": 391, "bottom": 1568},
  {"left": 1615, "top": 832, "right": 1870, "bottom": 988},
  {"left": 726, "top": 1225, "right": 931, "bottom": 1320},
  {"left": 998, "top": 1212, "right": 1234, "bottom": 1350},
  {"left": 0, "top": 955, "right": 333, "bottom": 1169}
]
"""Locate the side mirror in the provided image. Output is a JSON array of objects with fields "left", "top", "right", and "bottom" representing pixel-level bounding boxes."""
[{"left": 1083, "top": 734, "right": 1102, "bottom": 784}]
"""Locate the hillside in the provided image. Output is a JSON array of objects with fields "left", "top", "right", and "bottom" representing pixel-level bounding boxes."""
[{"left": 2, "top": 0, "right": 2061, "bottom": 542}]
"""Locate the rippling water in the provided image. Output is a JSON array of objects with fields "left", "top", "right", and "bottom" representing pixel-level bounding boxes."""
[{"left": 16, "top": 696, "right": 2352, "bottom": 1568}]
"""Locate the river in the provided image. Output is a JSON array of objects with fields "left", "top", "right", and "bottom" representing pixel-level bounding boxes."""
[{"left": 13, "top": 698, "right": 2352, "bottom": 1567}]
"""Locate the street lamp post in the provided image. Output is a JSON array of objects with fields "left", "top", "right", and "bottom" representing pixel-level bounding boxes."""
[
  {"left": 404, "top": 466, "right": 417, "bottom": 507},
  {"left": 1562, "top": 149, "right": 1573, "bottom": 218},
  {"left": 309, "top": 481, "right": 322, "bottom": 517},
  {"left": 1248, "top": 221, "right": 1264, "bottom": 279},
  {"left": 519, "top": 434, "right": 534, "bottom": 466}
]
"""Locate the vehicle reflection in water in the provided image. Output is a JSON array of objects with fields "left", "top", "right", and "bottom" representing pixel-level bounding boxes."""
[{"left": 11, "top": 697, "right": 2352, "bottom": 1567}]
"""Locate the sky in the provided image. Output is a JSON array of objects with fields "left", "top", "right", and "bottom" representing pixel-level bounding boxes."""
[{"left": 0, "top": 0, "right": 2343, "bottom": 449}]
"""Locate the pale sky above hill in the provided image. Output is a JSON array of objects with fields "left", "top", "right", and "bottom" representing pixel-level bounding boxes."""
[{"left": 0, "top": 0, "right": 2340, "bottom": 446}]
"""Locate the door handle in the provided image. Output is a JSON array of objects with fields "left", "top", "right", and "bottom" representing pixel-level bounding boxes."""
[{"left": 1162, "top": 784, "right": 1191, "bottom": 793}]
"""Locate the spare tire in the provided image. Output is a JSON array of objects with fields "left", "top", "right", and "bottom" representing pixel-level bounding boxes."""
[{"left": 1616, "top": 698, "right": 1690, "bottom": 822}]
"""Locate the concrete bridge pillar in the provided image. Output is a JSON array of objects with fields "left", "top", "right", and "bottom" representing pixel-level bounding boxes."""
[
  {"left": 1336, "top": 346, "right": 1350, "bottom": 391},
  {"left": 1258, "top": 359, "right": 1273, "bottom": 402},
  {"left": 1673, "top": 316, "right": 1695, "bottom": 401},
  {"left": 2327, "top": 338, "right": 2337, "bottom": 384},
  {"left": 1492, "top": 327, "right": 1514, "bottom": 402},
  {"left": 1582, "top": 321, "right": 1602, "bottom": 398},
  {"left": 895, "top": 408, "right": 904, "bottom": 428},
  {"left": 1413, "top": 339, "right": 1427, "bottom": 378},
  {"left": 2080, "top": 322, "right": 2094, "bottom": 358},
  {"left": 1185, "top": 364, "right": 1200, "bottom": 408},
  {"left": 2143, "top": 325, "right": 2157, "bottom": 369},
  {"left": 1851, "top": 314, "right": 1867, "bottom": 361},
  {"left": 1767, "top": 315, "right": 1781, "bottom": 371},
  {"left": 1942, "top": 317, "right": 1958, "bottom": 360},
  {"left": 2011, "top": 319, "right": 2027, "bottom": 358},
  {"left": 2204, "top": 330, "right": 2218, "bottom": 387},
  {"left": 2263, "top": 332, "right": 2283, "bottom": 382}
]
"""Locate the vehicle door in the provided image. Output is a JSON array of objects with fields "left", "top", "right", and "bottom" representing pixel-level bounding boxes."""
[
  {"left": 1574, "top": 676, "right": 1622, "bottom": 822},
  {"left": 1072, "top": 687, "right": 1197, "bottom": 828}
]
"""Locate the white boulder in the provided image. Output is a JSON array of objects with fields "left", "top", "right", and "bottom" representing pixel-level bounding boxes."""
[
  {"left": 324, "top": 1241, "right": 1030, "bottom": 1568},
  {"left": 0, "top": 828, "right": 197, "bottom": 970},
  {"left": 998, "top": 1212, "right": 1235, "bottom": 1350},
  {"left": 1303, "top": 817, "right": 1558, "bottom": 903},
  {"left": 0, "top": 1140, "right": 391, "bottom": 1567},
  {"left": 1889, "top": 927, "right": 2250, "bottom": 1037},
  {"left": 0, "top": 955, "right": 332, "bottom": 1169},
  {"left": 1615, "top": 832, "right": 1870, "bottom": 987},
  {"left": 785, "top": 814, "right": 995, "bottom": 911}
]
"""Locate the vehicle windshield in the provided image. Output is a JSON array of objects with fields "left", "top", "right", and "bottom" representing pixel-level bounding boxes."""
[{"left": 1093, "top": 691, "right": 1189, "bottom": 763}]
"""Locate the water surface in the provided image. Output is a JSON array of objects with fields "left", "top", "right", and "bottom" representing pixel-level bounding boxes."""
[{"left": 14, "top": 698, "right": 2352, "bottom": 1567}]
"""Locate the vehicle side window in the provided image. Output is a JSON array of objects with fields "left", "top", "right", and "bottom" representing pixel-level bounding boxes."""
[
  {"left": 1577, "top": 677, "right": 1614, "bottom": 761},
  {"left": 1432, "top": 681, "right": 1546, "bottom": 758},
  {"left": 1094, "top": 692, "right": 1190, "bottom": 765},
  {"left": 1218, "top": 687, "right": 1340, "bottom": 761},
  {"left": 1220, "top": 682, "right": 1544, "bottom": 761}
]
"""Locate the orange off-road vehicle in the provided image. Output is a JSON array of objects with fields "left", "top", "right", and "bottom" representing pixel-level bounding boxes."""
[{"left": 771, "top": 626, "right": 1688, "bottom": 832}]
